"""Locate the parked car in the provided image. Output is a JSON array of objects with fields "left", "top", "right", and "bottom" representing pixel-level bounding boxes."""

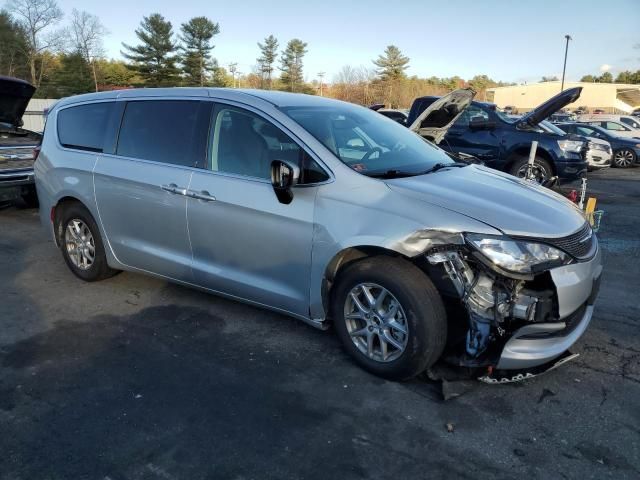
[
  {"left": 556, "top": 122, "right": 640, "bottom": 168},
  {"left": 407, "top": 87, "right": 589, "bottom": 183},
  {"left": 0, "top": 76, "right": 41, "bottom": 206},
  {"left": 632, "top": 108, "right": 640, "bottom": 118},
  {"left": 593, "top": 109, "right": 605, "bottom": 114},
  {"left": 502, "top": 105, "right": 517, "bottom": 115},
  {"left": 578, "top": 114, "right": 640, "bottom": 130},
  {"left": 539, "top": 120, "right": 610, "bottom": 170},
  {"left": 579, "top": 118, "right": 640, "bottom": 139},
  {"left": 369, "top": 104, "right": 408, "bottom": 126},
  {"left": 548, "top": 112, "right": 576, "bottom": 123},
  {"left": 35, "top": 88, "right": 602, "bottom": 381}
]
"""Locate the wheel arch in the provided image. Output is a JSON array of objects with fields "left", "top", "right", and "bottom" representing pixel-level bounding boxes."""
[
  {"left": 505, "top": 145, "right": 557, "bottom": 175},
  {"left": 52, "top": 196, "right": 91, "bottom": 246},
  {"left": 320, "top": 245, "right": 410, "bottom": 319}
]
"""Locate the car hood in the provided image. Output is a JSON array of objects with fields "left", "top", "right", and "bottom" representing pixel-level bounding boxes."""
[
  {"left": 385, "top": 165, "right": 586, "bottom": 238},
  {"left": 518, "top": 87, "right": 582, "bottom": 128},
  {"left": 409, "top": 88, "right": 475, "bottom": 144},
  {"left": 0, "top": 76, "right": 36, "bottom": 127}
]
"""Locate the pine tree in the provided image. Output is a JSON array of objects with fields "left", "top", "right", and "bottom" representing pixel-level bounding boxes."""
[
  {"left": 179, "top": 16, "right": 219, "bottom": 86},
  {"left": 0, "top": 11, "right": 30, "bottom": 79},
  {"left": 279, "top": 39, "right": 307, "bottom": 92},
  {"left": 121, "top": 13, "right": 179, "bottom": 87},
  {"left": 373, "top": 45, "right": 410, "bottom": 81},
  {"left": 257, "top": 34, "right": 278, "bottom": 89}
]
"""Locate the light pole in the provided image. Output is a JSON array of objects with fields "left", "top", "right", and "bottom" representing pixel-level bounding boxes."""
[
  {"left": 561, "top": 34, "right": 572, "bottom": 92},
  {"left": 318, "top": 72, "right": 325, "bottom": 96}
]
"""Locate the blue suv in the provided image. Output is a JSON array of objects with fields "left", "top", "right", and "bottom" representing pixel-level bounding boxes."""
[{"left": 407, "top": 87, "right": 588, "bottom": 183}]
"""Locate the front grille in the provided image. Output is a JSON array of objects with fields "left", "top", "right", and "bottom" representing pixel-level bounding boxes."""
[
  {"left": 542, "top": 222, "right": 595, "bottom": 259},
  {"left": 516, "top": 222, "right": 596, "bottom": 260}
]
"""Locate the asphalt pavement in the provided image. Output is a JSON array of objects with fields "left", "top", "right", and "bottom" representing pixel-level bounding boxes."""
[{"left": 0, "top": 168, "right": 639, "bottom": 479}]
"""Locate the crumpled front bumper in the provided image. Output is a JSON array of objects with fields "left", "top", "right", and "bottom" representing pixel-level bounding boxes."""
[{"left": 496, "top": 244, "right": 603, "bottom": 370}]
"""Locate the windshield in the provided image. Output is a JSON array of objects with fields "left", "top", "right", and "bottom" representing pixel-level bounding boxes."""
[
  {"left": 282, "top": 103, "right": 453, "bottom": 176},
  {"left": 539, "top": 120, "right": 567, "bottom": 135},
  {"left": 494, "top": 110, "right": 517, "bottom": 123}
]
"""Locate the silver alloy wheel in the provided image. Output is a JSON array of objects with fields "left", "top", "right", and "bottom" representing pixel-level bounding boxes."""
[
  {"left": 613, "top": 149, "right": 634, "bottom": 167},
  {"left": 516, "top": 162, "right": 549, "bottom": 183},
  {"left": 64, "top": 219, "right": 95, "bottom": 270},
  {"left": 343, "top": 283, "right": 409, "bottom": 363}
]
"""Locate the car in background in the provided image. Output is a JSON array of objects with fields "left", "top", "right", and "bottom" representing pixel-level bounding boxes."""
[
  {"left": 579, "top": 118, "right": 640, "bottom": 139},
  {"left": 539, "top": 120, "right": 610, "bottom": 170},
  {"left": 502, "top": 105, "right": 517, "bottom": 115},
  {"left": 0, "top": 76, "right": 41, "bottom": 206},
  {"left": 548, "top": 112, "right": 577, "bottom": 123},
  {"left": 369, "top": 104, "right": 408, "bottom": 126},
  {"left": 556, "top": 122, "right": 640, "bottom": 168},
  {"left": 632, "top": 108, "right": 640, "bottom": 118},
  {"left": 579, "top": 114, "right": 640, "bottom": 130},
  {"left": 593, "top": 109, "right": 605, "bottom": 114},
  {"left": 407, "top": 87, "right": 588, "bottom": 183}
]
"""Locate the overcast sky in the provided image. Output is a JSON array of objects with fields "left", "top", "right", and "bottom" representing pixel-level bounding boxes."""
[{"left": 48, "top": 0, "right": 640, "bottom": 83}]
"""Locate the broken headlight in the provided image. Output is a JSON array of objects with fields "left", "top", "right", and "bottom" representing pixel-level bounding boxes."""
[{"left": 465, "top": 234, "right": 571, "bottom": 274}]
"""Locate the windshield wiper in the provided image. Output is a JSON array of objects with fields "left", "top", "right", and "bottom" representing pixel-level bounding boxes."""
[
  {"left": 365, "top": 169, "right": 419, "bottom": 179},
  {"left": 422, "top": 162, "right": 469, "bottom": 174},
  {"left": 365, "top": 162, "right": 468, "bottom": 179}
]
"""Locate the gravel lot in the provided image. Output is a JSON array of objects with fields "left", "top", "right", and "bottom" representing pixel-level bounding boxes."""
[{"left": 1, "top": 168, "right": 639, "bottom": 479}]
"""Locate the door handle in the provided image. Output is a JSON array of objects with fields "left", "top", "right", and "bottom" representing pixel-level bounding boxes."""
[
  {"left": 187, "top": 190, "right": 216, "bottom": 202},
  {"left": 161, "top": 183, "right": 188, "bottom": 195}
]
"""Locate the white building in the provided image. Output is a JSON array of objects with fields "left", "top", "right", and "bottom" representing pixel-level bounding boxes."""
[
  {"left": 486, "top": 82, "right": 640, "bottom": 114},
  {"left": 22, "top": 98, "right": 58, "bottom": 132}
]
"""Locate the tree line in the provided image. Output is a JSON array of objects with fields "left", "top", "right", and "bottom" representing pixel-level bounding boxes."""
[
  {"left": 0, "top": 0, "right": 514, "bottom": 106},
  {"left": 580, "top": 71, "right": 640, "bottom": 84}
]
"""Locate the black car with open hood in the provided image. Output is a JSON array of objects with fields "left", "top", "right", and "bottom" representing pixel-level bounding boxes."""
[{"left": 0, "top": 76, "right": 42, "bottom": 206}]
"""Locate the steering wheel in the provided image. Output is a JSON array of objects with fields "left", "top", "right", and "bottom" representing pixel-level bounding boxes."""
[{"left": 360, "top": 147, "right": 383, "bottom": 163}]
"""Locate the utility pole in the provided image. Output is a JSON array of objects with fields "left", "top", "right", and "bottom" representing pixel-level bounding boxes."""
[
  {"left": 561, "top": 35, "right": 572, "bottom": 92},
  {"left": 229, "top": 62, "right": 238, "bottom": 88},
  {"left": 318, "top": 72, "right": 325, "bottom": 96}
]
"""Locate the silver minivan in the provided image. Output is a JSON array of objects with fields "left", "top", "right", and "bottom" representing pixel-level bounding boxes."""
[{"left": 35, "top": 88, "right": 602, "bottom": 381}]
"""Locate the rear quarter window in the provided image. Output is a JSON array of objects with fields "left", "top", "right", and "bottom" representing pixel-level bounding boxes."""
[{"left": 57, "top": 102, "right": 114, "bottom": 152}]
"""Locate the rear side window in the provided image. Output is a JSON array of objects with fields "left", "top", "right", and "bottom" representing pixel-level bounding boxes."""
[
  {"left": 57, "top": 102, "right": 114, "bottom": 152},
  {"left": 117, "top": 100, "right": 209, "bottom": 167}
]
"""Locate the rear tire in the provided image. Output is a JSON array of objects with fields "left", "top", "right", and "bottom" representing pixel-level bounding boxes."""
[
  {"left": 56, "top": 202, "right": 119, "bottom": 282},
  {"left": 509, "top": 156, "right": 553, "bottom": 183},
  {"left": 612, "top": 148, "right": 635, "bottom": 168},
  {"left": 331, "top": 256, "right": 447, "bottom": 380}
]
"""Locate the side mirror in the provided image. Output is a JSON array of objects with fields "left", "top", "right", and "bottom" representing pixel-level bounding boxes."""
[
  {"left": 270, "top": 159, "right": 300, "bottom": 204},
  {"left": 469, "top": 116, "right": 494, "bottom": 130}
]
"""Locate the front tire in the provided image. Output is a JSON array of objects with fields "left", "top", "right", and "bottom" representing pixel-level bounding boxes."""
[
  {"left": 57, "top": 203, "right": 119, "bottom": 282},
  {"left": 612, "top": 148, "right": 636, "bottom": 168},
  {"left": 509, "top": 156, "right": 553, "bottom": 183},
  {"left": 331, "top": 256, "right": 447, "bottom": 380}
]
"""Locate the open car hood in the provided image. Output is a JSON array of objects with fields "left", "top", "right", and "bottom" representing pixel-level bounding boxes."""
[
  {"left": 0, "top": 76, "right": 36, "bottom": 128},
  {"left": 409, "top": 88, "right": 476, "bottom": 144},
  {"left": 517, "top": 87, "right": 582, "bottom": 129}
]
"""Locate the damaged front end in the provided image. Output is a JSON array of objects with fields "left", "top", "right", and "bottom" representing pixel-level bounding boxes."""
[{"left": 421, "top": 225, "right": 601, "bottom": 378}]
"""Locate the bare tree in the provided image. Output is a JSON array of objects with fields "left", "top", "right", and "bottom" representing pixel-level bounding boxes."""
[
  {"left": 7, "top": 0, "right": 64, "bottom": 86},
  {"left": 69, "top": 9, "right": 107, "bottom": 91}
]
